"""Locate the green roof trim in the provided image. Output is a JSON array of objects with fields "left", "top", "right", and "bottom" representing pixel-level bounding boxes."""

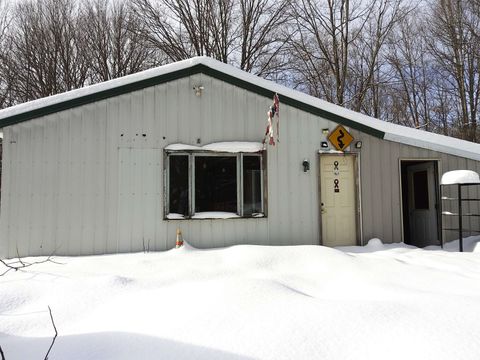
[{"left": 0, "top": 63, "right": 385, "bottom": 139}]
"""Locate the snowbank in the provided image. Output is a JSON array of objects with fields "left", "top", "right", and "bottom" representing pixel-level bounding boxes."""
[
  {"left": 338, "top": 237, "right": 480, "bottom": 253},
  {"left": 2, "top": 242, "right": 480, "bottom": 360},
  {"left": 336, "top": 238, "right": 417, "bottom": 253},
  {"left": 424, "top": 235, "right": 480, "bottom": 252}
]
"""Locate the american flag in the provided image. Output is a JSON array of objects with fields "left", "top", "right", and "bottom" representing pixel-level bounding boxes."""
[{"left": 263, "top": 93, "right": 280, "bottom": 146}]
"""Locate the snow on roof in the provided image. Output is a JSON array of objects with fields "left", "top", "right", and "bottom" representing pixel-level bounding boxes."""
[
  {"left": 0, "top": 57, "right": 203, "bottom": 122},
  {"left": 165, "top": 141, "right": 264, "bottom": 153},
  {"left": 441, "top": 170, "right": 480, "bottom": 185},
  {"left": 1, "top": 56, "right": 480, "bottom": 161}
]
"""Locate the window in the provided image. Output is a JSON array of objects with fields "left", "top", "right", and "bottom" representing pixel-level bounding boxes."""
[
  {"left": 165, "top": 151, "right": 265, "bottom": 219},
  {"left": 243, "top": 156, "right": 263, "bottom": 216}
]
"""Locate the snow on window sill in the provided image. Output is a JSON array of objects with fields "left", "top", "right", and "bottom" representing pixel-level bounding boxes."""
[
  {"left": 192, "top": 212, "right": 240, "bottom": 219},
  {"left": 251, "top": 213, "right": 265, "bottom": 218},
  {"left": 165, "top": 212, "right": 265, "bottom": 220},
  {"left": 165, "top": 142, "right": 264, "bottom": 153},
  {"left": 166, "top": 213, "right": 186, "bottom": 220}
]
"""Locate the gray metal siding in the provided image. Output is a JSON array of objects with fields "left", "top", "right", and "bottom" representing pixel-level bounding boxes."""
[
  {"left": 0, "top": 74, "right": 327, "bottom": 257},
  {"left": 2, "top": 73, "right": 480, "bottom": 258},
  {"left": 354, "top": 132, "right": 480, "bottom": 244}
]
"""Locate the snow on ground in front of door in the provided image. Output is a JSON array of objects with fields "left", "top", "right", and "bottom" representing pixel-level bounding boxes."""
[
  {"left": 338, "top": 236, "right": 480, "bottom": 253},
  {"left": 1, "top": 240, "right": 480, "bottom": 360}
]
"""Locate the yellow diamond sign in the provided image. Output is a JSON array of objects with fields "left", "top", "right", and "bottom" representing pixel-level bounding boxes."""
[{"left": 327, "top": 125, "right": 354, "bottom": 151}]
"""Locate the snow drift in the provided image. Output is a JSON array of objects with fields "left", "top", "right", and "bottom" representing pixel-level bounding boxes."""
[{"left": 1, "top": 241, "right": 480, "bottom": 360}]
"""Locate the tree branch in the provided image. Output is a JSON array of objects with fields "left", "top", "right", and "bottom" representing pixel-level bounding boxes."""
[
  {"left": 44, "top": 306, "right": 58, "bottom": 360},
  {"left": 0, "top": 253, "right": 62, "bottom": 276}
]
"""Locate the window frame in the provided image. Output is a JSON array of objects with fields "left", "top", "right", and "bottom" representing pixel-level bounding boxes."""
[{"left": 164, "top": 149, "right": 266, "bottom": 220}]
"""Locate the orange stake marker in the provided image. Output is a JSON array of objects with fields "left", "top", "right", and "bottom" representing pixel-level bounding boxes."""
[{"left": 176, "top": 228, "right": 183, "bottom": 248}]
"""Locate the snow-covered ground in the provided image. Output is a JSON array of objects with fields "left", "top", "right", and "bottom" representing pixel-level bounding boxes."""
[{"left": 1, "top": 238, "right": 480, "bottom": 360}]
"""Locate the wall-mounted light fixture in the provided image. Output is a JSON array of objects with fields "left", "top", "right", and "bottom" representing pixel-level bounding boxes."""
[
  {"left": 193, "top": 85, "right": 204, "bottom": 96},
  {"left": 302, "top": 159, "right": 310, "bottom": 172},
  {"left": 321, "top": 141, "right": 329, "bottom": 148},
  {"left": 355, "top": 141, "right": 363, "bottom": 149},
  {"left": 322, "top": 128, "right": 329, "bottom": 135}
]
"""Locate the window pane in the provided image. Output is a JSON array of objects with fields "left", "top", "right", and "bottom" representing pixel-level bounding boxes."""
[
  {"left": 413, "top": 170, "right": 429, "bottom": 209},
  {"left": 195, "top": 156, "right": 237, "bottom": 213},
  {"left": 169, "top": 155, "right": 189, "bottom": 216},
  {"left": 243, "top": 156, "right": 262, "bottom": 215}
]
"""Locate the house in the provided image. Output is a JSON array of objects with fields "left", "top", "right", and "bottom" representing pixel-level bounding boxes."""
[{"left": 1, "top": 56, "right": 480, "bottom": 258}]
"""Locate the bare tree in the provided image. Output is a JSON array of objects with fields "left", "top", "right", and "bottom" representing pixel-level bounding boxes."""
[
  {"left": 237, "top": 0, "right": 291, "bottom": 76},
  {"left": 83, "top": 0, "right": 157, "bottom": 82},
  {"left": 288, "top": 0, "right": 409, "bottom": 111},
  {"left": 132, "top": 0, "right": 234, "bottom": 61},
  {"left": 386, "top": 14, "right": 436, "bottom": 129},
  {"left": 5, "top": 0, "right": 89, "bottom": 103},
  {"left": 289, "top": 0, "right": 376, "bottom": 105},
  {"left": 132, "top": 0, "right": 289, "bottom": 76},
  {"left": 428, "top": 0, "right": 480, "bottom": 141},
  {"left": 0, "top": 0, "right": 11, "bottom": 109},
  {"left": 348, "top": 0, "right": 408, "bottom": 114}
]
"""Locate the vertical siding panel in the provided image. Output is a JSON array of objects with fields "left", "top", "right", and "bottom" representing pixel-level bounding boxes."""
[
  {"left": 143, "top": 88, "right": 155, "bottom": 148},
  {"left": 56, "top": 112, "right": 70, "bottom": 255},
  {"left": 310, "top": 117, "right": 322, "bottom": 245},
  {"left": 382, "top": 139, "right": 393, "bottom": 242},
  {"left": 390, "top": 142, "right": 402, "bottom": 243},
  {"left": 118, "top": 93, "right": 132, "bottom": 148},
  {"left": 28, "top": 122, "right": 43, "bottom": 255},
  {"left": 176, "top": 78, "right": 190, "bottom": 144},
  {"left": 268, "top": 133, "right": 280, "bottom": 245},
  {"left": 68, "top": 109, "right": 82, "bottom": 255},
  {"left": 131, "top": 149, "right": 142, "bottom": 251},
  {"left": 43, "top": 117, "right": 58, "bottom": 254},
  {"left": 371, "top": 138, "right": 383, "bottom": 240},
  {"left": 105, "top": 97, "right": 119, "bottom": 253},
  {"left": 200, "top": 76, "right": 213, "bottom": 146},
  {"left": 209, "top": 79, "right": 223, "bottom": 142},
  {"left": 15, "top": 126, "right": 28, "bottom": 256},
  {"left": 141, "top": 149, "right": 158, "bottom": 252},
  {"left": 81, "top": 106, "right": 95, "bottom": 255},
  {"left": 0, "top": 128, "right": 13, "bottom": 257},
  {"left": 131, "top": 92, "right": 143, "bottom": 251},
  {"left": 295, "top": 109, "right": 307, "bottom": 244},
  {"left": 291, "top": 109, "right": 303, "bottom": 244},
  {"left": 93, "top": 102, "right": 107, "bottom": 254},
  {"left": 359, "top": 135, "right": 370, "bottom": 243},
  {"left": 223, "top": 80, "right": 235, "bottom": 140},
  {"left": 117, "top": 149, "right": 130, "bottom": 252},
  {"left": 166, "top": 82, "right": 178, "bottom": 142},
  {"left": 371, "top": 137, "right": 383, "bottom": 241}
]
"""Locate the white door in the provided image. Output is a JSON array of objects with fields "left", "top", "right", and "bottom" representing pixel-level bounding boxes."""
[
  {"left": 320, "top": 155, "right": 357, "bottom": 247},
  {"left": 407, "top": 162, "right": 438, "bottom": 247}
]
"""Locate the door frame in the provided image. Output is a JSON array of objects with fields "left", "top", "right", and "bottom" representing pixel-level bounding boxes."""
[
  {"left": 318, "top": 152, "right": 362, "bottom": 246},
  {"left": 398, "top": 158, "right": 442, "bottom": 244}
]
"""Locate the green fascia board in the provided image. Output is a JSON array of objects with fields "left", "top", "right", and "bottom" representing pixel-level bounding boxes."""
[{"left": 0, "top": 63, "right": 385, "bottom": 139}]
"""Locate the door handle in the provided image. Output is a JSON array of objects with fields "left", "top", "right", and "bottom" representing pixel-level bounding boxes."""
[{"left": 321, "top": 202, "right": 326, "bottom": 214}]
